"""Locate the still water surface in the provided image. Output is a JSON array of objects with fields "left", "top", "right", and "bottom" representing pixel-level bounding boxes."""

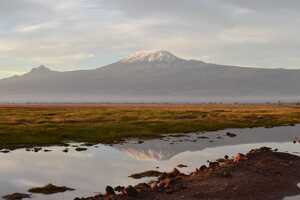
[{"left": 0, "top": 125, "right": 300, "bottom": 199}]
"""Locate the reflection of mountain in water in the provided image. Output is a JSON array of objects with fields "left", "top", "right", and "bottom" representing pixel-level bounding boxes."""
[
  {"left": 120, "top": 148, "right": 164, "bottom": 161},
  {"left": 116, "top": 125, "right": 300, "bottom": 161}
]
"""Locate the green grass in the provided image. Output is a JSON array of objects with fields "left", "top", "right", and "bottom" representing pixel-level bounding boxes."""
[{"left": 1, "top": 104, "right": 300, "bottom": 149}]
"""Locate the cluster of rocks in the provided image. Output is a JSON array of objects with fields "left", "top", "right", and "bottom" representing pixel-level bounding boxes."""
[
  {"left": 74, "top": 146, "right": 300, "bottom": 200},
  {"left": 0, "top": 142, "right": 94, "bottom": 155},
  {"left": 25, "top": 147, "right": 51, "bottom": 152},
  {"left": 75, "top": 168, "right": 187, "bottom": 200},
  {"left": 77, "top": 151, "right": 250, "bottom": 200},
  {"left": 2, "top": 184, "right": 75, "bottom": 200}
]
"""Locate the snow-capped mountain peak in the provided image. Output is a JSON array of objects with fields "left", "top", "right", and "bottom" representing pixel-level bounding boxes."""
[
  {"left": 120, "top": 50, "right": 183, "bottom": 63},
  {"left": 30, "top": 65, "right": 52, "bottom": 73}
]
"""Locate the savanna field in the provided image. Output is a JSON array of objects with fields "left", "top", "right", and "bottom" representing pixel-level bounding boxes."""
[{"left": 1, "top": 103, "right": 300, "bottom": 149}]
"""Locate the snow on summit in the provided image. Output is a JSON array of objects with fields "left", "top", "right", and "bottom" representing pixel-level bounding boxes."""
[
  {"left": 30, "top": 65, "right": 52, "bottom": 73},
  {"left": 121, "top": 50, "right": 183, "bottom": 63}
]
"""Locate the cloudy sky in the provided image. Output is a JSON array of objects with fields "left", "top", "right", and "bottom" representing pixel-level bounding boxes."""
[{"left": 0, "top": 0, "right": 300, "bottom": 78}]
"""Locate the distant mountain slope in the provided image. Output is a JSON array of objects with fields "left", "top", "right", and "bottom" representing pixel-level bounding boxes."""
[{"left": 0, "top": 50, "right": 300, "bottom": 103}]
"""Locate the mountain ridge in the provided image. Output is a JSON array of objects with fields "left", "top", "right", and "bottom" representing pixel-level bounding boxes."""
[
  {"left": 0, "top": 50, "right": 300, "bottom": 103},
  {"left": 4, "top": 50, "right": 300, "bottom": 79}
]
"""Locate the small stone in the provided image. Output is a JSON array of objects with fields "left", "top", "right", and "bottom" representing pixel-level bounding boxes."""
[
  {"left": 105, "top": 186, "right": 115, "bottom": 195},
  {"left": 177, "top": 164, "right": 188, "bottom": 168},
  {"left": 135, "top": 183, "right": 151, "bottom": 193},
  {"left": 2, "top": 193, "right": 31, "bottom": 200},
  {"left": 234, "top": 153, "right": 247, "bottom": 162},
  {"left": 150, "top": 182, "right": 158, "bottom": 191},
  {"left": 63, "top": 148, "right": 69, "bottom": 153},
  {"left": 226, "top": 132, "right": 237, "bottom": 137},
  {"left": 0, "top": 150, "right": 10, "bottom": 153},
  {"left": 200, "top": 165, "right": 207, "bottom": 171},
  {"left": 114, "top": 186, "right": 125, "bottom": 193},
  {"left": 75, "top": 147, "right": 87, "bottom": 152},
  {"left": 209, "top": 161, "right": 220, "bottom": 168},
  {"left": 125, "top": 185, "right": 138, "bottom": 197},
  {"left": 33, "top": 147, "right": 42, "bottom": 152}
]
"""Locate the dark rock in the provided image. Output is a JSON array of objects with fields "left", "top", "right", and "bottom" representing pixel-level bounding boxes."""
[
  {"left": 135, "top": 183, "right": 151, "bottom": 193},
  {"left": 200, "top": 165, "right": 207, "bottom": 171},
  {"left": 159, "top": 168, "right": 182, "bottom": 181},
  {"left": 75, "top": 147, "right": 87, "bottom": 152},
  {"left": 62, "top": 148, "right": 69, "bottom": 153},
  {"left": 216, "top": 158, "right": 227, "bottom": 163},
  {"left": 125, "top": 185, "right": 138, "bottom": 197},
  {"left": 82, "top": 143, "right": 94, "bottom": 147},
  {"left": 2, "top": 193, "right": 31, "bottom": 200},
  {"left": 169, "top": 168, "right": 181, "bottom": 177},
  {"left": 226, "top": 132, "right": 237, "bottom": 137},
  {"left": 114, "top": 186, "right": 125, "bottom": 193},
  {"left": 105, "top": 185, "right": 115, "bottom": 195},
  {"left": 177, "top": 164, "right": 188, "bottom": 168},
  {"left": 198, "top": 136, "right": 209, "bottom": 139},
  {"left": 28, "top": 184, "right": 75, "bottom": 194},
  {"left": 209, "top": 161, "right": 220, "bottom": 168},
  {"left": 33, "top": 147, "right": 42, "bottom": 152},
  {"left": 234, "top": 153, "right": 247, "bottom": 162},
  {"left": 150, "top": 181, "right": 158, "bottom": 191},
  {"left": 129, "top": 170, "right": 164, "bottom": 179}
]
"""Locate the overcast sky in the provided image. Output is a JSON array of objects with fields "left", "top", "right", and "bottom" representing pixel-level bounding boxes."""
[{"left": 0, "top": 0, "right": 300, "bottom": 78}]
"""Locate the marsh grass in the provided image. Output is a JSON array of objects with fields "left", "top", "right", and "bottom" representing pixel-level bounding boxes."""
[{"left": 0, "top": 104, "right": 300, "bottom": 149}]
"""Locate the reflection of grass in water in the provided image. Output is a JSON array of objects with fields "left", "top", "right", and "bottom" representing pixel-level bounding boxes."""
[{"left": 0, "top": 104, "right": 300, "bottom": 149}]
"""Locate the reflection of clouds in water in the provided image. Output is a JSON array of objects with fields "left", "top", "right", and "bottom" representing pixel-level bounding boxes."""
[
  {"left": 0, "top": 125, "right": 299, "bottom": 200},
  {"left": 0, "top": 159, "right": 19, "bottom": 170},
  {"left": 120, "top": 148, "right": 163, "bottom": 161},
  {"left": 150, "top": 142, "right": 300, "bottom": 174},
  {"left": 12, "top": 179, "right": 42, "bottom": 188}
]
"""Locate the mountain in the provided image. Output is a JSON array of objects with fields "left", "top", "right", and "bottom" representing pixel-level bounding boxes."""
[{"left": 0, "top": 50, "right": 300, "bottom": 103}]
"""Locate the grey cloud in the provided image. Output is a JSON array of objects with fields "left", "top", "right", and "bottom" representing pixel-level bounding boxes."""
[{"left": 0, "top": 0, "right": 300, "bottom": 78}]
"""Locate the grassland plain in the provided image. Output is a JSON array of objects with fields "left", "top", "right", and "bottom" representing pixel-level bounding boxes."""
[{"left": 1, "top": 104, "right": 300, "bottom": 149}]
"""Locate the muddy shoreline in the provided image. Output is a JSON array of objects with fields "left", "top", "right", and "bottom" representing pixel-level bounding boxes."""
[{"left": 75, "top": 147, "right": 300, "bottom": 200}]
